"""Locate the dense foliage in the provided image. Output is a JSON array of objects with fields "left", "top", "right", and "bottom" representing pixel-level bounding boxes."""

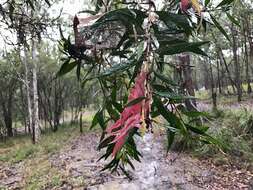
[{"left": 59, "top": 0, "right": 238, "bottom": 174}]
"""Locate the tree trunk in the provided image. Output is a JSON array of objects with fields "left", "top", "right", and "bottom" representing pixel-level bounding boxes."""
[
  {"left": 31, "top": 40, "right": 41, "bottom": 143},
  {"left": 1, "top": 102, "right": 13, "bottom": 137},
  {"left": 0, "top": 79, "right": 16, "bottom": 137},
  {"left": 216, "top": 56, "right": 222, "bottom": 94},
  {"left": 209, "top": 59, "right": 217, "bottom": 110},
  {"left": 19, "top": 84, "right": 27, "bottom": 133},
  {"left": 179, "top": 54, "right": 197, "bottom": 111},
  {"left": 218, "top": 48, "right": 237, "bottom": 94},
  {"left": 79, "top": 111, "right": 83, "bottom": 133},
  {"left": 23, "top": 48, "right": 32, "bottom": 134},
  {"left": 231, "top": 24, "right": 242, "bottom": 102},
  {"left": 245, "top": 15, "right": 253, "bottom": 93}
]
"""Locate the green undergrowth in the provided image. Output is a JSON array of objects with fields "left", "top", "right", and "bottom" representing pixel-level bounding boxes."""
[
  {"left": 196, "top": 83, "right": 253, "bottom": 102},
  {"left": 168, "top": 107, "right": 253, "bottom": 170},
  {"left": 192, "top": 108, "right": 253, "bottom": 169},
  {"left": 196, "top": 91, "right": 253, "bottom": 104},
  {"left": 0, "top": 122, "right": 93, "bottom": 189},
  {"left": 0, "top": 123, "right": 82, "bottom": 163}
]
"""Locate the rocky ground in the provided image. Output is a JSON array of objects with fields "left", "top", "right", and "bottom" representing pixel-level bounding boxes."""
[{"left": 1, "top": 131, "right": 252, "bottom": 190}]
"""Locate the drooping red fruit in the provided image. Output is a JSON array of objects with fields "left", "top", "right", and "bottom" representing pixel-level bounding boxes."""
[{"left": 106, "top": 70, "right": 149, "bottom": 156}]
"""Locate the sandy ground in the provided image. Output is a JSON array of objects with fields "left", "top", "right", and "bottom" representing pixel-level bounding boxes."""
[{"left": 1, "top": 132, "right": 252, "bottom": 190}]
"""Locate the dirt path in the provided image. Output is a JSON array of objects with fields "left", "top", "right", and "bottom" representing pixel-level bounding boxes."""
[
  {"left": 50, "top": 133, "right": 253, "bottom": 190},
  {"left": 1, "top": 132, "right": 253, "bottom": 189}
]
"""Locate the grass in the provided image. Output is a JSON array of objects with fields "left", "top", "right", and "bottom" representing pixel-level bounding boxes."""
[
  {"left": 0, "top": 123, "right": 81, "bottom": 163},
  {"left": 0, "top": 122, "right": 94, "bottom": 189},
  {"left": 24, "top": 158, "right": 63, "bottom": 190},
  {"left": 192, "top": 108, "right": 253, "bottom": 169},
  {"left": 196, "top": 83, "right": 253, "bottom": 102}
]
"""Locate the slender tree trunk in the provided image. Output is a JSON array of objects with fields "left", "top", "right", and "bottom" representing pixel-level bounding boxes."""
[
  {"left": 245, "top": 15, "right": 253, "bottom": 93},
  {"left": 0, "top": 79, "right": 15, "bottom": 137},
  {"left": 218, "top": 48, "right": 236, "bottom": 94},
  {"left": 23, "top": 48, "right": 32, "bottom": 134},
  {"left": 20, "top": 84, "right": 27, "bottom": 133},
  {"left": 209, "top": 59, "right": 217, "bottom": 110},
  {"left": 31, "top": 40, "right": 40, "bottom": 143},
  {"left": 179, "top": 54, "right": 197, "bottom": 111},
  {"left": 244, "top": 28, "right": 252, "bottom": 94},
  {"left": 200, "top": 57, "right": 210, "bottom": 90},
  {"left": 1, "top": 102, "right": 13, "bottom": 137},
  {"left": 216, "top": 55, "right": 222, "bottom": 94},
  {"left": 231, "top": 24, "right": 242, "bottom": 102},
  {"left": 79, "top": 111, "right": 83, "bottom": 133}
]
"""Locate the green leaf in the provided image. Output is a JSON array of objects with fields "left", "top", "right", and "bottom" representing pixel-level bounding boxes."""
[
  {"left": 153, "top": 96, "right": 187, "bottom": 134},
  {"left": 90, "top": 109, "right": 105, "bottom": 130},
  {"left": 226, "top": 13, "right": 240, "bottom": 27},
  {"left": 98, "top": 136, "right": 115, "bottom": 150},
  {"left": 156, "top": 11, "right": 193, "bottom": 35},
  {"left": 186, "top": 124, "right": 209, "bottom": 135},
  {"left": 78, "top": 10, "right": 97, "bottom": 15},
  {"left": 200, "top": 135, "right": 226, "bottom": 150},
  {"left": 210, "top": 14, "right": 230, "bottom": 41},
  {"left": 125, "top": 96, "right": 146, "bottom": 107},
  {"left": 154, "top": 71, "right": 178, "bottom": 86},
  {"left": 154, "top": 91, "right": 195, "bottom": 100},
  {"left": 152, "top": 84, "right": 173, "bottom": 93},
  {"left": 205, "top": 0, "right": 211, "bottom": 6},
  {"left": 216, "top": 0, "right": 235, "bottom": 7},
  {"left": 106, "top": 101, "right": 120, "bottom": 121},
  {"left": 57, "top": 60, "right": 77, "bottom": 76},
  {"left": 111, "top": 85, "right": 117, "bottom": 102},
  {"left": 157, "top": 40, "right": 209, "bottom": 56},
  {"left": 92, "top": 8, "right": 146, "bottom": 34},
  {"left": 98, "top": 143, "right": 114, "bottom": 161},
  {"left": 91, "top": 41, "right": 144, "bottom": 79},
  {"left": 112, "top": 101, "right": 123, "bottom": 113},
  {"left": 177, "top": 105, "right": 210, "bottom": 118},
  {"left": 99, "top": 61, "right": 135, "bottom": 78}
]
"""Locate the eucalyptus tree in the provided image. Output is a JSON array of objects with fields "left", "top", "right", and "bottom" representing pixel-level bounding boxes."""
[
  {"left": 0, "top": 0, "right": 61, "bottom": 142},
  {"left": 0, "top": 51, "right": 20, "bottom": 137}
]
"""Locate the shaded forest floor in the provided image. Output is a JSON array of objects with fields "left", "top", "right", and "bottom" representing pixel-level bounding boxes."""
[{"left": 1, "top": 100, "right": 253, "bottom": 190}]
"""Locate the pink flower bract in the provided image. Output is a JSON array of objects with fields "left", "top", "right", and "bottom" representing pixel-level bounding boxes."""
[{"left": 107, "top": 70, "right": 149, "bottom": 156}]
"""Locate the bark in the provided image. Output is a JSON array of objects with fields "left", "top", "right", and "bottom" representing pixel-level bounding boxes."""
[
  {"left": 200, "top": 57, "right": 210, "bottom": 90},
  {"left": 0, "top": 79, "right": 16, "bottom": 137},
  {"left": 31, "top": 40, "right": 41, "bottom": 143},
  {"left": 231, "top": 24, "right": 242, "bottom": 102},
  {"left": 179, "top": 54, "right": 197, "bottom": 111},
  {"left": 79, "top": 111, "right": 83, "bottom": 133},
  {"left": 23, "top": 48, "right": 32, "bottom": 134},
  {"left": 53, "top": 79, "right": 62, "bottom": 131},
  {"left": 212, "top": 32, "right": 236, "bottom": 94},
  {"left": 216, "top": 56, "right": 222, "bottom": 94},
  {"left": 19, "top": 84, "right": 27, "bottom": 133},
  {"left": 209, "top": 59, "right": 217, "bottom": 110},
  {"left": 245, "top": 15, "right": 252, "bottom": 93},
  {"left": 218, "top": 48, "right": 237, "bottom": 94}
]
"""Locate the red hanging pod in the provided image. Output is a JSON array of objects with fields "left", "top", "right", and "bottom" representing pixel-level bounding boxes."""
[{"left": 106, "top": 70, "right": 148, "bottom": 157}]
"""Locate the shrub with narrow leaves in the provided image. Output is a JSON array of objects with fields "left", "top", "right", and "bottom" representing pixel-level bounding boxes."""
[{"left": 59, "top": 0, "right": 236, "bottom": 176}]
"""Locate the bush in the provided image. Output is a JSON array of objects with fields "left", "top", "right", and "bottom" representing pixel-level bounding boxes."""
[{"left": 193, "top": 108, "right": 253, "bottom": 164}]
